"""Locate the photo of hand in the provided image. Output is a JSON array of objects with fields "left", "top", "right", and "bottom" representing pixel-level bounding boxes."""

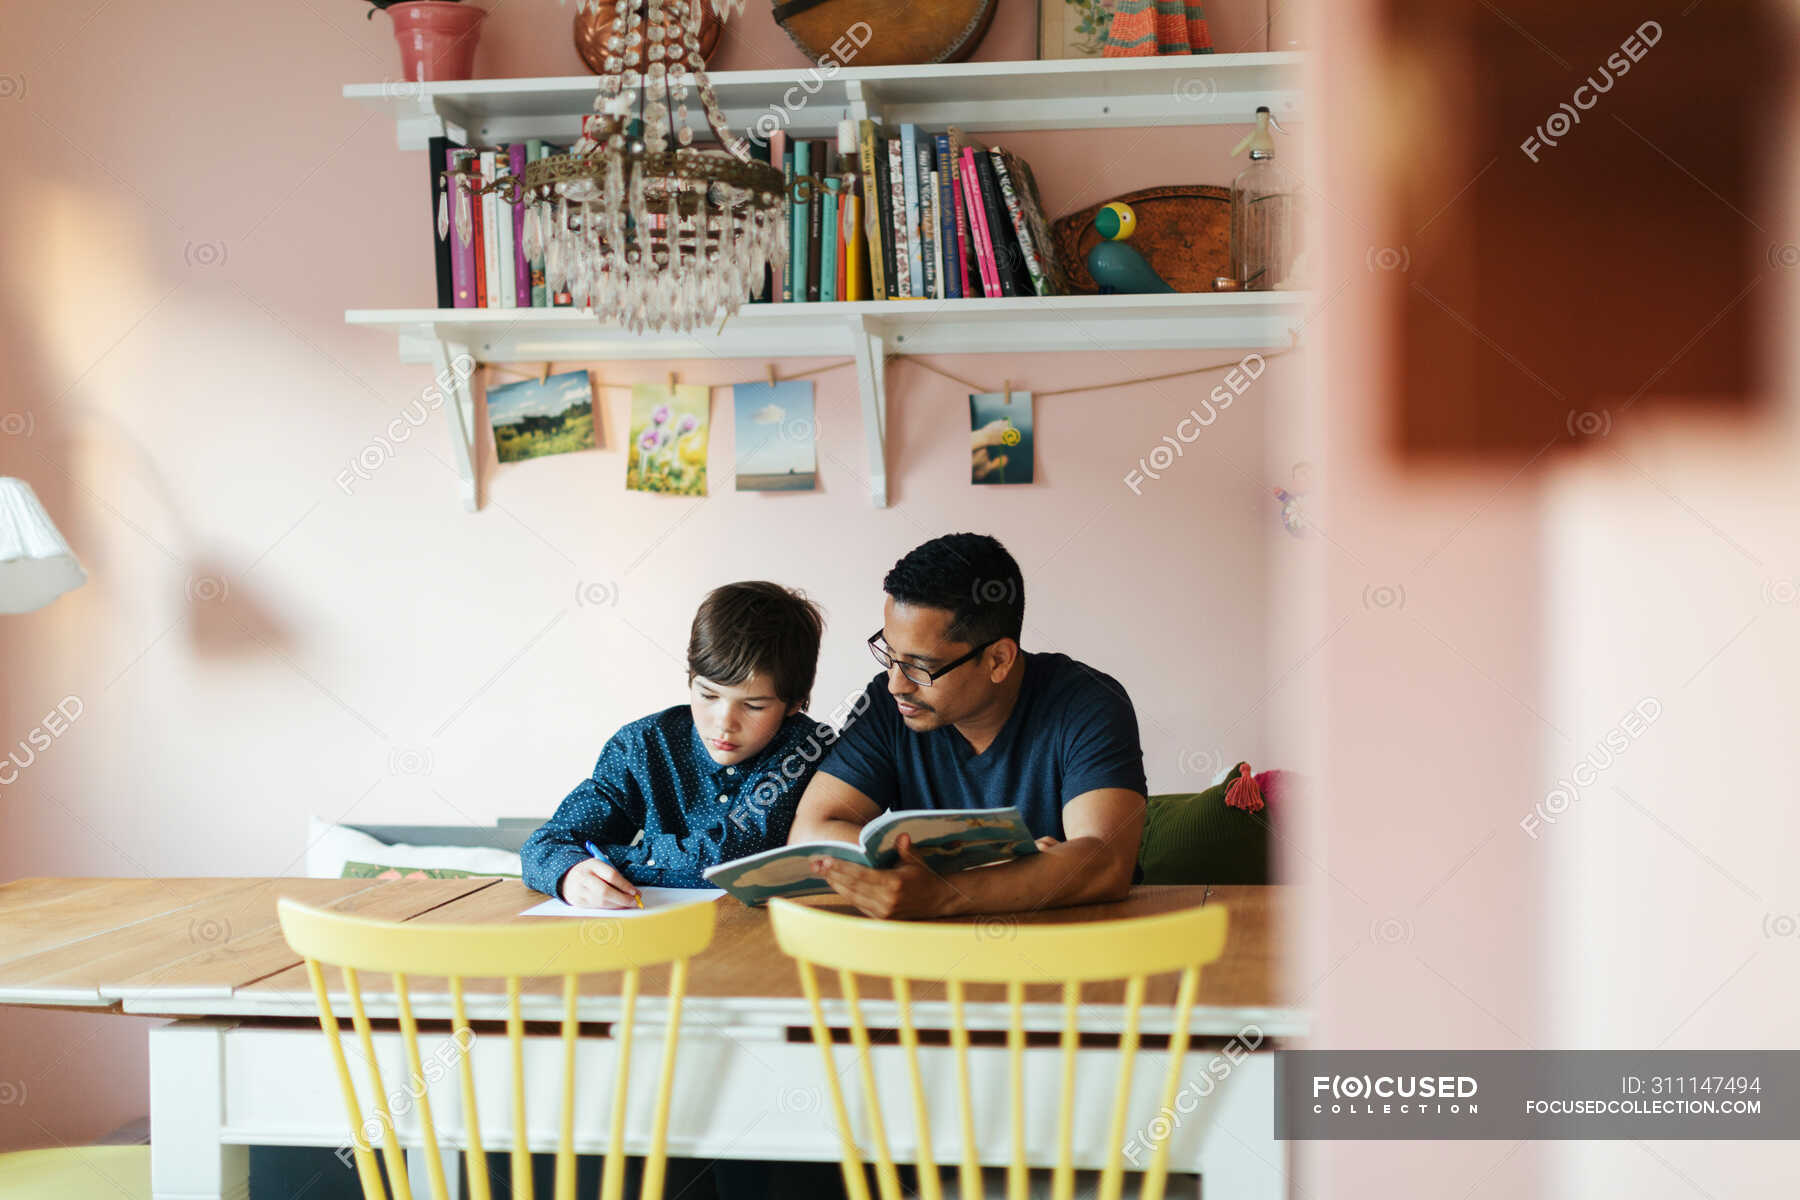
[{"left": 968, "top": 392, "right": 1033, "bottom": 484}]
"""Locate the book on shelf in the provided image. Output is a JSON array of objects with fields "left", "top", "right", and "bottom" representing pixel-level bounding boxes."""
[
  {"left": 792, "top": 138, "right": 810, "bottom": 303},
  {"left": 493, "top": 149, "right": 516, "bottom": 308},
  {"left": 899, "top": 124, "right": 925, "bottom": 298},
  {"left": 886, "top": 137, "right": 910, "bottom": 298},
  {"left": 857, "top": 119, "right": 886, "bottom": 302},
  {"left": 994, "top": 146, "right": 1065, "bottom": 297},
  {"left": 916, "top": 135, "right": 939, "bottom": 299},
  {"left": 806, "top": 140, "right": 826, "bottom": 302},
  {"left": 838, "top": 121, "right": 862, "bottom": 300},
  {"left": 509, "top": 144, "right": 531, "bottom": 308},
  {"left": 428, "top": 136, "right": 455, "bottom": 309},
  {"left": 423, "top": 124, "right": 1066, "bottom": 312},
  {"left": 472, "top": 151, "right": 489, "bottom": 306},
  {"left": 972, "top": 146, "right": 1025, "bottom": 297},
  {"left": 775, "top": 132, "right": 792, "bottom": 302},
  {"left": 933, "top": 132, "right": 961, "bottom": 300},
  {"left": 746, "top": 133, "right": 775, "bottom": 303},
  {"left": 820, "top": 168, "right": 840, "bottom": 303},
  {"left": 959, "top": 145, "right": 996, "bottom": 296},
  {"left": 874, "top": 132, "right": 897, "bottom": 299},
  {"left": 445, "top": 145, "right": 478, "bottom": 309},
  {"left": 525, "top": 140, "right": 549, "bottom": 307},
  {"left": 990, "top": 148, "right": 1044, "bottom": 297},
  {"left": 947, "top": 127, "right": 974, "bottom": 298}
]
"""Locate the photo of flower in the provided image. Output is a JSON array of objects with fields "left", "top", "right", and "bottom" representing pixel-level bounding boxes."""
[{"left": 626, "top": 383, "right": 710, "bottom": 495}]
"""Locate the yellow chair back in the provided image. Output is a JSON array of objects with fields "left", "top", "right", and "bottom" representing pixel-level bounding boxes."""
[
  {"left": 277, "top": 897, "right": 716, "bottom": 1200},
  {"left": 767, "top": 899, "right": 1229, "bottom": 1200}
]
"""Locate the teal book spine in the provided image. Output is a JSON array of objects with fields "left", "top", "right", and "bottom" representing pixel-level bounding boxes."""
[
  {"left": 792, "top": 139, "right": 811, "bottom": 304},
  {"left": 820, "top": 178, "right": 840, "bottom": 303},
  {"left": 525, "top": 139, "right": 547, "bottom": 307}
]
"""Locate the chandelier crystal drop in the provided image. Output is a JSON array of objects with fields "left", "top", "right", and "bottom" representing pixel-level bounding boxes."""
[{"left": 460, "top": 0, "right": 786, "bottom": 334}]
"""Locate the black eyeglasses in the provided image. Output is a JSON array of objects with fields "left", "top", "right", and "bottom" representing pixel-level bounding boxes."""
[{"left": 867, "top": 628, "right": 998, "bottom": 687}]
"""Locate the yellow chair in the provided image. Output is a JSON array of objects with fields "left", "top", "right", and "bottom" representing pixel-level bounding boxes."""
[
  {"left": 277, "top": 897, "right": 716, "bottom": 1200},
  {"left": 768, "top": 899, "right": 1230, "bottom": 1200},
  {"left": 0, "top": 1145, "right": 148, "bottom": 1198}
]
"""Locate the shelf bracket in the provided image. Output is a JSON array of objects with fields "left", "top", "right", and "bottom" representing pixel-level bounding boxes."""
[
  {"left": 848, "top": 314, "right": 890, "bottom": 508},
  {"left": 393, "top": 91, "right": 470, "bottom": 150},
  {"left": 429, "top": 337, "right": 481, "bottom": 511}
]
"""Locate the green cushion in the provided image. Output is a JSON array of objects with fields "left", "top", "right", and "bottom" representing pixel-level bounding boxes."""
[
  {"left": 1136, "top": 777, "right": 1272, "bottom": 886},
  {"left": 341, "top": 860, "right": 519, "bottom": 880}
]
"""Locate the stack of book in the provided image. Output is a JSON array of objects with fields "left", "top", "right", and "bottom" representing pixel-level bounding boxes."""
[
  {"left": 425, "top": 123, "right": 1067, "bottom": 311},
  {"left": 429, "top": 135, "right": 573, "bottom": 310},
  {"left": 756, "top": 120, "right": 1066, "bottom": 304}
]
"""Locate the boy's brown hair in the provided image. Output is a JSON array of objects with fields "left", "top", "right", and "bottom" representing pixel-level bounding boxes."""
[{"left": 686, "top": 581, "right": 825, "bottom": 709}]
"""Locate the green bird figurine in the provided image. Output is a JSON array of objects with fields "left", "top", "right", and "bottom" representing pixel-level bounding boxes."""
[{"left": 1087, "top": 202, "right": 1175, "bottom": 294}]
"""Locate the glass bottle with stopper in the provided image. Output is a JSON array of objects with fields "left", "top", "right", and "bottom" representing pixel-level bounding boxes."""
[{"left": 1228, "top": 106, "right": 1301, "bottom": 292}]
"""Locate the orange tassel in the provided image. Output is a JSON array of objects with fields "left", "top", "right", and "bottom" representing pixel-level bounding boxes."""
[{"left": 1224, "top": 763, "right": 1264, "bottom": 812}]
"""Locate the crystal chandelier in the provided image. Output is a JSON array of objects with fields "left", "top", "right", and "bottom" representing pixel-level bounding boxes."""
[{"left": 438, "top": 0, "right": 787, "bottom": 333}]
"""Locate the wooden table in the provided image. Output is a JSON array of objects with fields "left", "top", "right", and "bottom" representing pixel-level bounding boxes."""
[{"left": 0, "top": 877, "right": 1302, "bottom": 1200}]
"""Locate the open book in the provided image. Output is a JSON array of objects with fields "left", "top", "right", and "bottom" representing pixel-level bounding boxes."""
[{"left": 702, "top": 806, "right": 1039, "bottom": 906}]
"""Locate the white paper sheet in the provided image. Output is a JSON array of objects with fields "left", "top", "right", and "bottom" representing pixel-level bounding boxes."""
[{"left": 518, "top": 887, "right": 726, "bottom": 918}]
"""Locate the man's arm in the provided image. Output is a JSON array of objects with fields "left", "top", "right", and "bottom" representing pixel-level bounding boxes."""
[
  {"left": 812, "top": 786, "right": 1146, "bottom": 919},
  {"left": 788, "top": 769, "right": 884, "bottom": 846}
]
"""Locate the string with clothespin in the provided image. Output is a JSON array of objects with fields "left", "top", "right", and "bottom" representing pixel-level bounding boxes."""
[{"left": 478, "top": 328, "right": 1301, "bottom": 396}]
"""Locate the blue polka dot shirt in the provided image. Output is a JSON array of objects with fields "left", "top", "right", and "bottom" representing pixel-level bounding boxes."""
[{"left": 521, "top": 704, "right": 835, "bottom": 899}]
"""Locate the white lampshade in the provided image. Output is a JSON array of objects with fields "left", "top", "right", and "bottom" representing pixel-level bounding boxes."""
[{"left": 0, "top": 478, "right": 87, "bottom": 614}]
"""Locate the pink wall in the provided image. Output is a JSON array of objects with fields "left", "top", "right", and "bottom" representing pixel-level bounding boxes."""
[{"left": 0, "top": 0, "right": 1297, "bottom": 1150}]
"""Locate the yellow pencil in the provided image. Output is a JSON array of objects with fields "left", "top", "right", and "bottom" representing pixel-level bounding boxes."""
[{"left": 634, "top": 891, "right": 644, "bottom": 910}]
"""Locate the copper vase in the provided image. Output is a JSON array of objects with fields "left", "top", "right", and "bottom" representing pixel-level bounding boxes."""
[{"left": 574, "top": 1, "right": 722, "bottom": 72}]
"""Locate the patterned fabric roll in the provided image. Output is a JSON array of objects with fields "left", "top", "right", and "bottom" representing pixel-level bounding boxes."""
[{"left": 1102, "top": 0, "right": 1213, "bottom": 57}]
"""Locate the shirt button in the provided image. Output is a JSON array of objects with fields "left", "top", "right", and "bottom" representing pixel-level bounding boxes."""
[
  {"left": 718, "top": 793, "right": 730, "bottom": 804},
  {"left": 726, "top": 767, "right": 736, "bottom": 775}
]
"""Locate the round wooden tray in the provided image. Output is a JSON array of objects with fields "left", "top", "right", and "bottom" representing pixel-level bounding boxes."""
[
  {"left": 1051, "top": 184, "right": 1232, "bottom": 294},
  {"left": 772, "top": 0, "right": 997, "bottom": 66}
]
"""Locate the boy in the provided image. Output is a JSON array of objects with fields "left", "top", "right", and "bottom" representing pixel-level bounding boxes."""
[{"left": 522, "top": 581, "right": 831, "bottom": 907}]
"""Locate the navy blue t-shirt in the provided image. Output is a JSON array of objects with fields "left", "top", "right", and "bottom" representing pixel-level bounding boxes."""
[{"left": 818, "top": 651, "right": 1147, "bottom": 840}]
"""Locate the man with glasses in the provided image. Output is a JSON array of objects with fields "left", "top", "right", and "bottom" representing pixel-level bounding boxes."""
[{"left": 788, "top": 532, "right": 1148, "bottom": 919}]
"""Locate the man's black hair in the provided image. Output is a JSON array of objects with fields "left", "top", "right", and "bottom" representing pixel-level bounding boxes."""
[{"left": 882, "top": 532, "right": 1024, "bottom": 648}]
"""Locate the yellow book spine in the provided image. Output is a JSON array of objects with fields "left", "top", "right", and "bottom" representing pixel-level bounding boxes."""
[
  {"left": 859, "top": 118, "right": 885, "bottom": 301},
  {"left": 843, "top": 190, "right": 865, "bottom": 301}
]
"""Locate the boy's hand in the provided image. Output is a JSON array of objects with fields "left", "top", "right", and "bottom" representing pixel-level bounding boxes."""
[{"left": 561, "top": 856, "right": 640, "bottom": 909}]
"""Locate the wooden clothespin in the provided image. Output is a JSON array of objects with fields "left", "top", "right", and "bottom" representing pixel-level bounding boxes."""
[
  {"left": 767, "top": 363, "right": 778, "bottom": 387},
  {"left": 538, "top": 361, "right": 552, "bottom": 385},
  {"left": 1002, "top": 378, "right": 1012, "bottom": 404},
  {"left": 667, "top": 370, "right": 678, "bottom": 397}
]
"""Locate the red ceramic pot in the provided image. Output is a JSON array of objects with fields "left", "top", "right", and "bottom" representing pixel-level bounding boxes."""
[{"left": 388, "top": 2, "right": 487, "bottom": 82}]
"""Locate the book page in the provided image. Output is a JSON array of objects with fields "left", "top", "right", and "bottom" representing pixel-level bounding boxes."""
[
  {"left": 519, "top": 887, "right": 724, "bottom": 918},
  {"left": 861, "top": 807, "right": 1038, "bottom": 871}
]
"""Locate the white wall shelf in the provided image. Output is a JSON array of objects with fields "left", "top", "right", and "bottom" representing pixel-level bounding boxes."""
[
  {"left": 346, "top": 293, "right": 1307, "bottom": 511},
  {"left": 345, "top": 52, "right": 1302, "bottom": 149},
  {"left": 346, "top": 52, "right": 1306, "bottom": 511}
]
